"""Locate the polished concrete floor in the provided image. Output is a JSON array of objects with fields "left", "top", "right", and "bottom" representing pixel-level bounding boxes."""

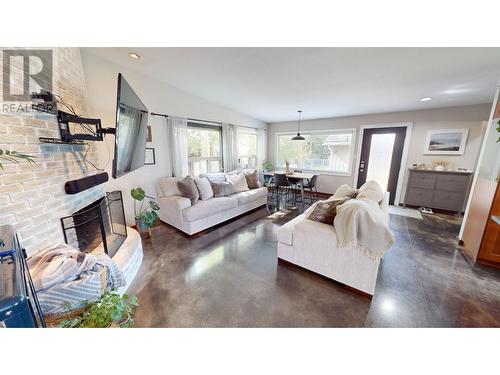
[{"left": 129, "top": 203, "right": 500, "bottom": 327}]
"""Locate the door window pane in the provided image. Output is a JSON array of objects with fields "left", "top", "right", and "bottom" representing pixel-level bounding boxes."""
[{"left": 366, "top": 133, "right": 396, "bottom": 191}]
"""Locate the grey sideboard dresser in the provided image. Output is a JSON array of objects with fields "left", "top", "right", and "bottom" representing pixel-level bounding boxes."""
[{"left": 403, "top": 169, "right": 474, "bottom": 214}]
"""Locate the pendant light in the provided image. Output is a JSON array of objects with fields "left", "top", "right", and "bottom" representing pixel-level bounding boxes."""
[{"left": 292, "top": 110, "right": 305, "bottom": 140}]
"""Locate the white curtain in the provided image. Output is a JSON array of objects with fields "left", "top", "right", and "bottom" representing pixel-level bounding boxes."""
[
  {"left": 167, "top": 116, "right": 188, "bottom": 177},
  {"left": 222, "top": 123, "right": 239, "bottom": 172},
  {"left": 257, "top": 127, "right": 267, "bottom": 171}
]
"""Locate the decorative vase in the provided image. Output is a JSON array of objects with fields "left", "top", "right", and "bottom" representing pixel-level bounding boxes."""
[
  {"left": 435, "top": 165, "right": 446, "bottom": 171},
  {"left": 285, "top": 160, "right": 291, "bottom": 174},
  {"left": 135, "top": 218, "right": 148, "bottom": 232}
]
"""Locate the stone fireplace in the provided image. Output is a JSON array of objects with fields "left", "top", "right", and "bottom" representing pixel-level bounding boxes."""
[
  {"left": 0, "top": 48, "right": 104, "bottom": 256},
  {"left": 0, "top": 48, "right": 143, "bottom": 294},
  {"left": 60, "top": 191, "right": 127, "bottom": 258}
]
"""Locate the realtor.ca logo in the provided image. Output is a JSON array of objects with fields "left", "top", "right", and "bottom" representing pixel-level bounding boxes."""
[{"left": 1, "top": 48, "right": 53, "bottom": 114}]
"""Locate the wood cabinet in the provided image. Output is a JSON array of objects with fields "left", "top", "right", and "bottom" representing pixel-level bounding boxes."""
[
  {"left": 403, "top": 169, "right": 473, "bottom": 214},
  {"left": 477, "top": 184, "right": 500, "bottom": 266}
]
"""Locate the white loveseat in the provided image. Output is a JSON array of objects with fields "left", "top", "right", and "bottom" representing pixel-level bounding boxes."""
[
  {"left": 277, "top": 192, "right": 390, "bottom": 296},
  {"left": 156, "top": 176, "right": 268, "bottom": 235}
]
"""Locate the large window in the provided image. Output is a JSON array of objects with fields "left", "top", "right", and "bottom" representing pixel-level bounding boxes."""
[
  {"left": 187, "top": 122, "right": 223, "bottom": 176},
  {"left": 237, "top": 128, "right": 257, "bottom": 169},
  {"left": 276, "top": 130, "right": 355, "bottom": 174}
]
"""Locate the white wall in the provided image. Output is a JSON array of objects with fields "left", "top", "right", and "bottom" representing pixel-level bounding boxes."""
[
  {"left": 81, "top": 50, "right": 266, "bottom": 224},
  {"left": 268, "top": 104, "right": 491, "bottom": 194}
]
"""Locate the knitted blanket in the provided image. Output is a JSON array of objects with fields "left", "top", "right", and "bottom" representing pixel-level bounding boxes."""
[
  {"left": 334, "top": 198, "right": 395, "bottom": 260},
  {"left": 27, "top": 243, "right": 125, "bottom": 315}
]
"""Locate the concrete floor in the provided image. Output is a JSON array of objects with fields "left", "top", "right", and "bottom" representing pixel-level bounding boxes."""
[{"left": 129, "top": 204, "right": 500, "bottom": 327}]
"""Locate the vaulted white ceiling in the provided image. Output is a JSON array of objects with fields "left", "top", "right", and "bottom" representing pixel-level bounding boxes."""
[{"left": 84, "top": 48, "right": 500, "bottom": 123}]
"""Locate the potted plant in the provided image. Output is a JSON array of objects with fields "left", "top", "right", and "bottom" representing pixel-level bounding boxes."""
[
  {"left": 59, "top": 290, "right": 138, "bottom": 328},
  {"left": 0, "top": 149, "right": 36, "bottom": 170},
  {"left": 262, "top": 159, "right": 274, "bottom": 172},
  {"left": 131, "top": 187, "right": 160, "bottom": 236}
]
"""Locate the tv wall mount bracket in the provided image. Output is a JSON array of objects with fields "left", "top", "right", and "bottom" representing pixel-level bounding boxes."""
[{"left": 38, "top": 110, "right": 115, "bottom": 144}]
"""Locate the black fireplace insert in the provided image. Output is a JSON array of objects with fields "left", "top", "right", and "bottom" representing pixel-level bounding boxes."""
[{"left": 60, "top": 191, "right": 127, "bottom": 258}]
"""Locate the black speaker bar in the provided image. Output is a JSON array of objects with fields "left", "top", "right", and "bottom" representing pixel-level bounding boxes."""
[{"left": 65, "top": 172, "right": 109, "bottom": 195}]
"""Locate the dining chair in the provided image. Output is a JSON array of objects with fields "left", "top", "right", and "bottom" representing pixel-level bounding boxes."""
[
  {"left": 273, "top": 173, "right": 291, "bottom": 208},
  {"left": 286, "top": 176, "right": 302, "bottom": 205},
  {"left": 302, "top": 174, "right": 319, "bottom": 203}
]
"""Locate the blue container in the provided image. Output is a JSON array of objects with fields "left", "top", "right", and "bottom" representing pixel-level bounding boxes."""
[{"left": 0, "top": 225, "right": 45, "bottom": 328}]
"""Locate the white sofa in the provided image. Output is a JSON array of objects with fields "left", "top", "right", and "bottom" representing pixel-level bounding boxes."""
[
  {"left": 277, "top": 192, "right": 390, "bottom": 296},
  {"left": 156, "top": 176, "right": 268, "bottom": 235}
]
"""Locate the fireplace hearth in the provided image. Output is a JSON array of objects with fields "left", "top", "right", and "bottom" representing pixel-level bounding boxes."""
[{"left": 61, "top": 191, "right": 127, "bottom": 258}]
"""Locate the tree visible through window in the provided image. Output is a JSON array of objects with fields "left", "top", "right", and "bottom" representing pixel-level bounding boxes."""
[
  {"left": 187, "top": 123, "right": 222, "bottom": 176},
  {"left": 277, "top": 131, "right": 354, "bottom": 174}
]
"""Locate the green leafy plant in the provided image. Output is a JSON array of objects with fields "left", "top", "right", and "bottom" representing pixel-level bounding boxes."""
[
  {"left": 59, "top": 290, "right": 138, "bottom": 328},
  {"left": 262, "top": 159, "right": 274, "bottom": 171},
  {"left": 0, "top": 149, "right": 36, "bottom": 170},
  {"left": 131, "top": 187, "right": 160, "bottom": 228}
]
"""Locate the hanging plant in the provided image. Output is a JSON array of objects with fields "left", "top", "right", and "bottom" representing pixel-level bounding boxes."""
[{"left": 0, "top": 149, "right": 36, "bottom": 170}]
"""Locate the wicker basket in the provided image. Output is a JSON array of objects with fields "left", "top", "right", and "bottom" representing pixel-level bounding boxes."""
[{"left": 43, "top": 268, "right": 107, "bottom": 328}]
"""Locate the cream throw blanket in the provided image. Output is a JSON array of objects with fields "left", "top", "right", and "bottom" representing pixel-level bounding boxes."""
[{"left": 334, "top": 198, "right": 394, "bottom": 260}]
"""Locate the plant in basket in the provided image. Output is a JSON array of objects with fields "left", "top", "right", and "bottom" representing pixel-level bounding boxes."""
[{"left": 59, "top": 290, "right": 138, "bottom": 328}]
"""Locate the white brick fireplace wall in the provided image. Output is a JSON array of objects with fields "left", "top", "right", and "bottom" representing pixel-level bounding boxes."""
[{"left": 0, "top": 48, "right": 105, "bottom": 255}]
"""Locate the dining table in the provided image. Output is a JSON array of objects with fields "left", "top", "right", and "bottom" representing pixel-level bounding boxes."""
[{"left": 263, "top": 170, "right": 315, "bottom": 204}]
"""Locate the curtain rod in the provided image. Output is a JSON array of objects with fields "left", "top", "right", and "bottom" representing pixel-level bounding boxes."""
[
  {"left": 150, "top": 112, "right": 221, "bottom": 126},
  {"left": 150, "top": 112, "right": 168, "bottom": 118},
  {"left": 150, "top": 111, "right": 264, "bottom": 130}
]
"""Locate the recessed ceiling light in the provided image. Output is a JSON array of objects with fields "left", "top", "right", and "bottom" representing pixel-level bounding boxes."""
[
  {"left": 420, "top": 97, "right": 432, "bottom": 102},
  {"left": 128, "top": 52, "right": 141, "bottom": 60}
]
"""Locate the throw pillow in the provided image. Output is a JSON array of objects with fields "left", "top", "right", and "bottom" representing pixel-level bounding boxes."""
[
  {"left": 243, "top": 170, "right": 259, "bottom": 189},
  {"left": 177, "top": 176, "right": 199, "bottom": 204},
  {"left": 194, "top": 176, "right": 214, "bottom": 201},
  {"left": 210, "top": 181, "right": 234, "bottom": 197},
  {"left": 227, "top": 173, "right": 249, "bottom": 193},
  {"left": 200, "top": 172, "right": 226, "bottom": 183},
  {"left": 307, "top": 199, "right": 346, "bottom": 225},
  {"left": 331, "top": 184, "right": 358, "bottom": 200},
  {"left": 227, "top": 167, "right": 243, "bottom": 175},
  {"left": 357, "top": 180, "right": 384, "bottom": 204},
  {"left": 158, "top": 176, "right": 182, "bottom": 197}
]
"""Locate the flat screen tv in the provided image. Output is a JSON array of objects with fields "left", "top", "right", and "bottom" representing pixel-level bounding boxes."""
[{"left": 112, "top": 73, "right": 149, "bottom": 179}]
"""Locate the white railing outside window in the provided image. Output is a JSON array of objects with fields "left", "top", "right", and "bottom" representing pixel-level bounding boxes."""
[
  {"left": 187, "top": 122, "right": 223, "bottom": 176},
  {"left": 237, "top": 128, "right": 258, "bottom": 169},
  {"left": 276, "top": 129, "right": 356, "bottom": 175}
]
